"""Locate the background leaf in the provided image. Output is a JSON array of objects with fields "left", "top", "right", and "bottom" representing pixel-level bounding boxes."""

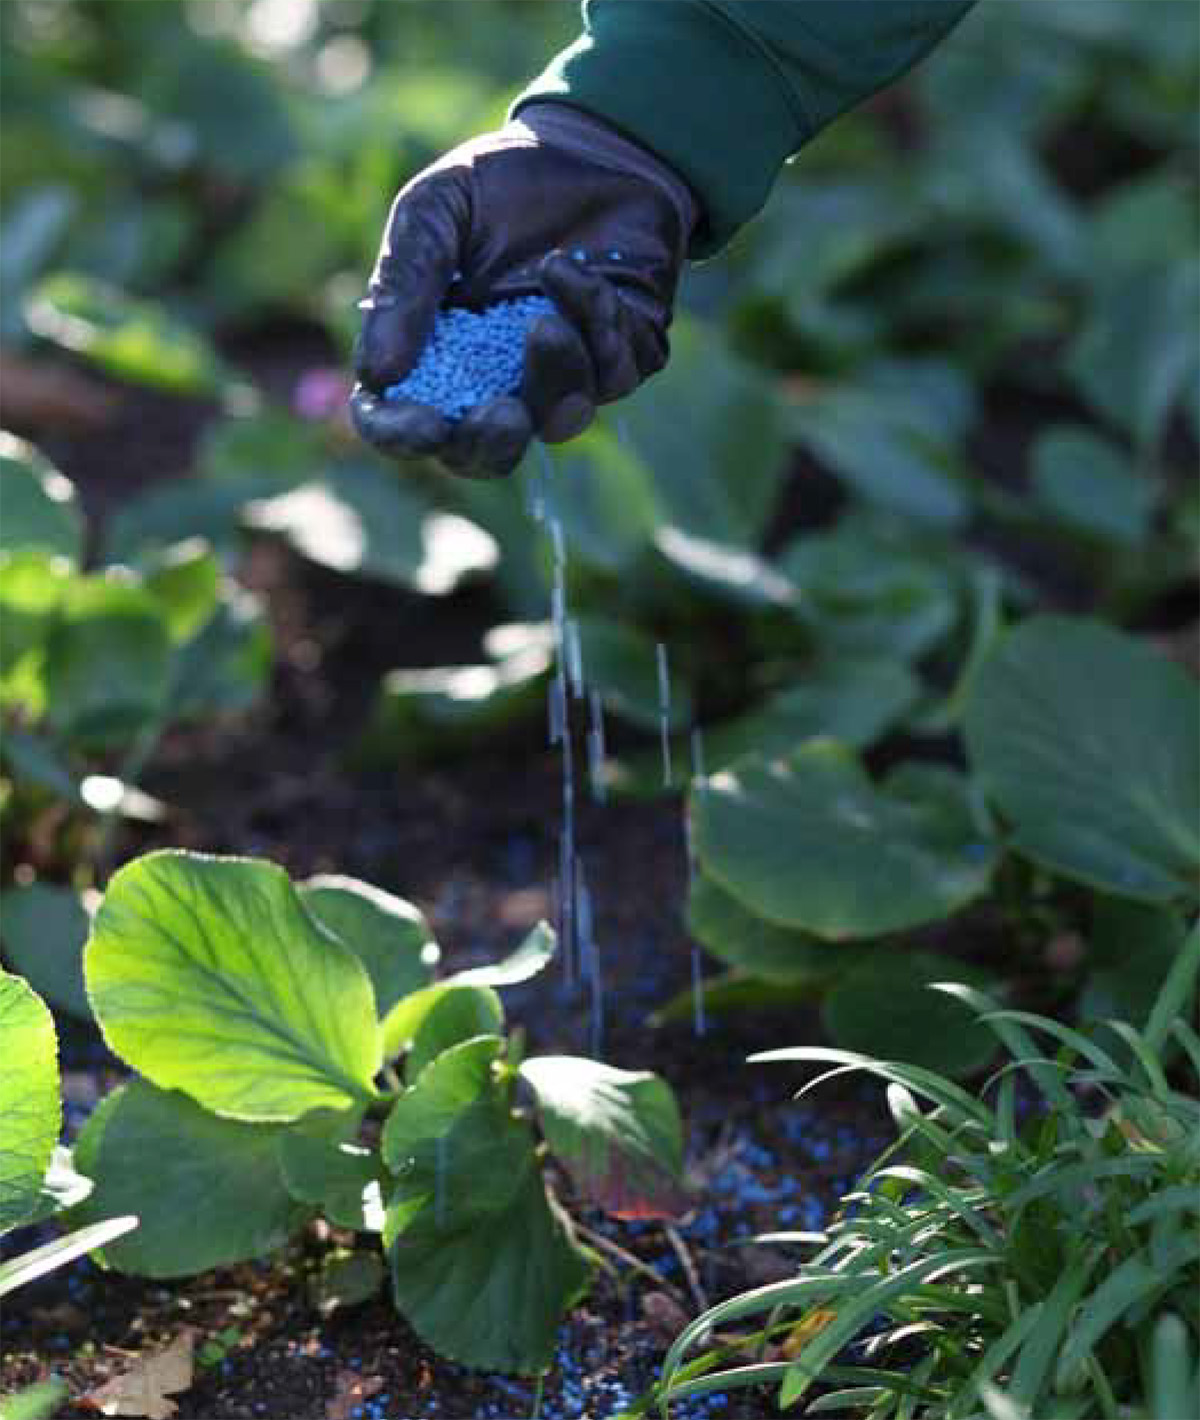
[
  {"left": 0, "top": 882, "right": 91, "bottom": 1019},
  {"left": 965, "top": 617, "right": 1200, "bottom": 901},
  {"left": 691, "top": 742, "right": 996, "bottom": 939}
]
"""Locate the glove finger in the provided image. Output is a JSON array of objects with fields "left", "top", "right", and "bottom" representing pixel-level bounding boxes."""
[
  {"left": 521, "top": 312, "right": 597, "bottom": 443},
  {"left": 349, "top": 385, "right": 452, "bottom": 459},
  {"left": 443, "top": 396, "right": 533, "bottom": 480},
  {"left": 355, "top": 176, "right": 465, "bottom": 391},
  {"left": 540, "top": 252, "right": 640, "bottom": 403}
]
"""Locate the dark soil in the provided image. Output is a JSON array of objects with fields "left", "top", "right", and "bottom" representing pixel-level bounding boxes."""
[{"left": 1, "top": 345, "right": 894, "bottom": 1420}]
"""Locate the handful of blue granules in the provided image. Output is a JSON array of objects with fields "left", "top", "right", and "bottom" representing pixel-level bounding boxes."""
[{"left": 384, "top": 295, "right": 554, "bottom": 419}]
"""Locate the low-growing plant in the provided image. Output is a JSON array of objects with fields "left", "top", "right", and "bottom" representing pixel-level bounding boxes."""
[
  {"left": 678, "top": 614, "right": 1199, "bottom": 1072},
  {"left": 0, "top": 433, "right": 271, "bottom": 850},
  {"left": 0, "top": 967, "right": 138, "bottom": 1299},
  {"left": 66, "top": 849, "right": 687, "bottom": 1373},
  {"left": 646, "top": 924, "right": 1200, "bottom": 1419}
]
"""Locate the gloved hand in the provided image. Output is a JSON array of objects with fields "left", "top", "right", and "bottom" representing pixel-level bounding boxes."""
[{"left": 350, "top": 103, "right": 697, "bottom": 479}]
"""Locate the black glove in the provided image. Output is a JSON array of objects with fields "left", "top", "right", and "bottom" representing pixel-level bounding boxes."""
[{"left": 350, "top": 103, "right": 697, "bottom": 479}]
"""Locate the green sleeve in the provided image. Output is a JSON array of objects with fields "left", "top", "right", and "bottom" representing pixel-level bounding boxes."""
[{"left": 512, "top": 1, "right": 978, "bottom": 255}]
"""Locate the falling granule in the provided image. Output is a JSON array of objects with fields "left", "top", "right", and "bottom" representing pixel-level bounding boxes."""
[
  {"left": 656, "top": 642, "right": 673, "bottom": 787},
  {"left": 566, "top": 619, "right": 584, "bottom": 699},
  {"left": 587, "top": 689, "right": 608, "bottom": 802},
  {"left": 690, "top": 726, "right": 707, "bottom": 784},
  {"left": 691, "top": 941, "right": 707, "bottom": 1038},
  {"left": 576, "top": 860, "right": 603, "bottom": 1058},
  {"left": 547, "top": 676, "right": 565, "bottom": 746}
]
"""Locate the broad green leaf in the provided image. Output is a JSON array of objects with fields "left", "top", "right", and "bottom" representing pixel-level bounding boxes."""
[
  {"left": 198, "top": 408, "right": 325, "bottom": 492},
  {"left": 276, "top": 1108, "right": 376, "bottom": 1230},
  {"left": 384, "top": 1052, "right": 536, "bottom": 1234},
  {"left": 44, "top": 573, "right": 172, "bottom": 747},
  {"left": 618, "top": 316, "right": 786, "bottom": 548},
  {"left": 300, "top": 875, "right": 438, "bottom": 1017},
  {"left": 381, "top": 979, "right": 504, "bottom": 1069},
  {"left": 26, "top": 272, "right": 234, "bottom": 396},
  {"left": 691, "top": 742, "right": 996, "bottom": 939},
  {"left": 821, "top": 952, "right": 999, "bottom": 1076},
  {"left": 1067, "top": 261, "right": 1200, "bottom": 452},
  {"left": 0, "top": 434, "right": 82, "bottom": 564},
  {"left": 165, "top": 584, "right": 271, "bottom": 721},
  {"left": 520, "top": 1056, "right": 687, "bottom": 1220},
  {"left": 449, "top": 922, "right": 556, "bottom": 989},
  {"left": 686, "top": 870, "right": 844, "bottom": 983},
  {"left": 387, "top": 1168, "right": 589, "bottom": 1374},
  {"left": 789, "top": 383, "right": 969, "bottom": 526},
  {"left": 696, "top": 658, "right": 920, "bottom": 771},
  {"left": 85, "top": 851, "right": 382, "bottom": 1121},
  {"left": 245, "top": 464, "right": 496, "bottom": 593},
  {"left": 382, "top": 1035, "right": 505, "bottom": 1173},
  {"left": 0, "top": 183, "right": 74, "bottom": 339},
  {"left": 964, "top": 617, "right": 1199, "bottom": 901},
  {"left": 142, "top": 539, "right": 221, "bottom": 642},
  {"left": 355, "top": 648, "right": 550, "bottom": 767},
  {"left": 0, "top": 970, "right": 59, "bottom": 1232},
  {"left": 1030, "top": 426, "right": 1155, "bottom": 546},
  {"left": 0, "top": 882, "right": 91, "bottom": 1019},
  {"left": 780, "top": 513, "right": 961, "bottom": 661},
  {"left": 405, "top": 984, "right": 505, "bottom": 1083},
  {"left": 70, "top": 1080, "right": 304, "bottom": 1276}
]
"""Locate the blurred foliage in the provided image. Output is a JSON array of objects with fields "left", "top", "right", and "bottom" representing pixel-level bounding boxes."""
[{"left": 1, "top": 0, "right": 1197, "bottom": 1051}]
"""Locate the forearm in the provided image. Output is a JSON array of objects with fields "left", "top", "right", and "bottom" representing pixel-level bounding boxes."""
[{"left": 512, "top": 0, "right": 979, "bottom": 255}]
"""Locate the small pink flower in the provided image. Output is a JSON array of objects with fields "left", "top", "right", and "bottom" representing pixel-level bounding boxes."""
[{"left": 293, "top": 366, "right": 353, "bottom": 422}]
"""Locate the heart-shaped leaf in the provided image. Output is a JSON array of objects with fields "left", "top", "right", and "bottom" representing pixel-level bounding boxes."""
[
  {"left": 387, "top": 1168, "right": 589, "bottom": 1374},
  {"left": 691, "top": 743, "right": 996, "bottom": 939},
  {"left": 300, "top": 876, "right": 438, "bottom": 1019},
  {"left": 964, "top": 616, "right": 1199, "bottom": 901},
  {"left": 0, "top": 882, "right": 91, "bottom": 1019},
  {"left": 85, "top": 851, "right": 382, "bottom": 1121},
  {"left": 0, "top": 970, "right": 60, "bottom": 1233},
  {"left": 70, "top": 1080, "right": 304, "bottom": 1276},
  {"left": 519, "top": 1056, "right": 687, "bottom": 1220}
]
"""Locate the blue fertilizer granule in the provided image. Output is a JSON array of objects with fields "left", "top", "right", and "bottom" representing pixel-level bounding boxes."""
[{"left": 385, "top": 296, "right": 555, "bottom": 419}]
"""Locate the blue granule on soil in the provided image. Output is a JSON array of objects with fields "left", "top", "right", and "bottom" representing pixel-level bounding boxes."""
[{"left": 385, "top": 297, "right": 555, "bottom": 420}]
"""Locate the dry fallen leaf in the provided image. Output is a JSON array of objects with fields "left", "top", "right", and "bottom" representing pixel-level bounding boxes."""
[
  {"left": 641, "top": 1289, "right": 691, "bottom": 1343},
  {"left": 84, "top": 1329, "right": 195, "bottom": 1419}
]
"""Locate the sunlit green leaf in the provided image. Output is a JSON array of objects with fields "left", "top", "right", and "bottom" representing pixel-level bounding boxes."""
[
  {"left": 0, "top": 969, "right": 59, "bottom": 1233},
  {"left": 85, "top": 851, "right": 382, "bottom": 1121}
]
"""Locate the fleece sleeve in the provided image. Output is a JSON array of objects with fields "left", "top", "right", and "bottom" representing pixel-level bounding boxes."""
[{"left": 512, "top": 1, "right": 978, "bottom": 255}]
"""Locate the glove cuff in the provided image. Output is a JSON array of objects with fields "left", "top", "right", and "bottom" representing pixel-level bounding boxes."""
[{"left": 511, "top": 101, "right": 699, "bottom": 258}]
